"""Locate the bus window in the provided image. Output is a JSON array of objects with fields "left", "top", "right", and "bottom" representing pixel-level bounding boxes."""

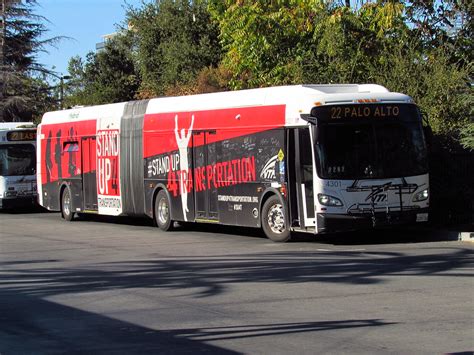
[
  {"left": 317, "top": 121, "right": 427, "bottom": 179},
  {"left": 0, "top": 144, "right": 36, "bottom": 176},
  {"left": 63, "top": 142, "right": 79, "bottom": 152}
]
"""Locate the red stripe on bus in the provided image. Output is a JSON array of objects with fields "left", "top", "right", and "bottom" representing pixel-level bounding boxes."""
[{"left": 143, "top": 105, "right": 286, "bottom": 158}]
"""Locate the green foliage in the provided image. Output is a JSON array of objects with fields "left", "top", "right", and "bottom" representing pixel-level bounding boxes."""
[
  {"left": 306, "top": 2, "right": 408, "bottom": 84},
  {"left": 208, "top": 1, "right": 410, "bottom": 88},
  {"left": 460, "top": 122, "right": 474, "bottom": 150},
  {"left": 58, "top": 0, "right": 472, "bottom": 149},
  {"left": 65, "top": 32, "right": 140, "bottom": 106},
  {"left": 127, "top": 0, "right": 221, "bottom": 97},
  {"left": 0, "top": 0, "right": 59, "bottom": 121},
  {"left": 164, "top": 64, "right": 232, "bottom": 96},
  {"left": 27, "top": 76, "right": 58, "bottom": 123},
  {"left": 208, "top": 0, "right": 472, "bottom": 139},
  {"left": 405, "top": 0, "right": 473, "bottom": 65},
  {"left": 61, "top": 0, "right": 222, "bottom": 105},
  {"left": 371, "top": 42, "right": 472, "bottom": 134},
  {"left": 208, "top": 0, "right": 321, "bottom": 88}
]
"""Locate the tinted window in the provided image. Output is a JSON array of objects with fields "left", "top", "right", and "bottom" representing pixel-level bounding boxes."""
[
  {"left": 0, "top": 144, "right": 36, "bottom": 176},
  {"left": 316, "top": 120, "right": 428, "bottom": 179}
]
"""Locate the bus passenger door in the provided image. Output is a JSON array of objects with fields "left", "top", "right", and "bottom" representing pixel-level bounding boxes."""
[
  {"left": 81, "top": 137, "right": 98, "bottom": 211},
  {"left": 192, "top": 131, "right": 218, "bottom": 221},
  {"left": 288, "top": 128, "right": 315, "bottom": 229}
]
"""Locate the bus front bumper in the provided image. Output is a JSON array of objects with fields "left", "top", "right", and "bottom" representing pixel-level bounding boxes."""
[
  {"left": 316, "top": 208, "right": 429, "bottom": 233},
  {"left": 0, "top": 196, "right": 37, "bottom": 209}
]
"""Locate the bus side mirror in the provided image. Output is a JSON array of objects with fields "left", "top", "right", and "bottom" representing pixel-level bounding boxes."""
[
  {"left": 419, "top": 109, "right": 432, "bottom": 150},
  {"left": 423, "top": 125, "right": 433, "bottom": 150}
]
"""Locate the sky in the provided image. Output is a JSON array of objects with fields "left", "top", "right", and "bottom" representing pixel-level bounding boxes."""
[{"left": 36, "top": 0, "right": 146, "bottom": 80}]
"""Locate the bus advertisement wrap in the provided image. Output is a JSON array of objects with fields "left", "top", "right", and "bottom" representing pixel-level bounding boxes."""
[{"left": 37, "top": 85, "right": 429, "bottom": 242}]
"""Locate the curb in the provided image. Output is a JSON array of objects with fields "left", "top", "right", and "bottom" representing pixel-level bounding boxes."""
[{"left": 459, "top": 232, "right": 474, "bottom": 242}]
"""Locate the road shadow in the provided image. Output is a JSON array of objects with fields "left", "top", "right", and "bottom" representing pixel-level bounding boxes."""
[
  {"left": 0, "top": 204, "right": 49, "bottom": 214},
  {"left": 0, "top": 290, "right": 391, "bottom": 354},
  {"left": 1, "top": 247, "right": 472, "bottom": 299},
  {"left": 1, "top": 229, "right": 470, "bottom": 352},
  {"left": 0, "top": 290, "right": 234, "bottom": 354},
  {"left": 19, "top": 210, "right": 466, "bottom": 245},
  {"left": 291, "top": 226, "right": 462, "bottom": 245},
  {"left": 73, "top": 213, "right": 464, "bottom": 245}
]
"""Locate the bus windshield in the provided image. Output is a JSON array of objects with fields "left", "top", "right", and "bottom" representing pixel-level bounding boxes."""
[
  {"left": 0, "top": 144, "right": 36, "bottom": 176},
  {"left": 314, "top": 104, "right": 428, "bottom": 179}
]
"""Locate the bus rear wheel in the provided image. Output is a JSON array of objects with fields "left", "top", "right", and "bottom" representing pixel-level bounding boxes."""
[
  {"left": 61, "top": 187, "right": 74, "bottom": 221},
  {"left": 155, "top": 190, "right": 174, "bottom": 231},
  {"left": 261, "top": 195, "right": 290, "bottom": 242}
]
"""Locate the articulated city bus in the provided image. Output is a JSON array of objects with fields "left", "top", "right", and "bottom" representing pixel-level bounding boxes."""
[
  {"left": 0, "top": 122, "right": 37, "bottom": 209},
  {"left": 37, "top": 85, "right": 429, "bottom": 241}
]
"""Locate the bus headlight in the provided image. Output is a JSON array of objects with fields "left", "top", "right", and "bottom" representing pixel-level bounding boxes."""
[
  {"left": 413, "top": 189, "right": 429, "bottom": 202},
  {"left": 318, "top": 194, "right": 343, "bottom": 207}
]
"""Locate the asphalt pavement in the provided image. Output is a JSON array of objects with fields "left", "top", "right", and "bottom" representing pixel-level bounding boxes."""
[{"left": 0, "top": 209, "right": 473, "bottom": 354}]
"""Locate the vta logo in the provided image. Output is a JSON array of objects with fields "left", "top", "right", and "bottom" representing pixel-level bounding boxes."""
[
  {"left": 260, "top": 155, "right": 278, "bottom": 180},
  {"left": 367, "top": 193, "right": 387, "bottom": 203},
  {"left": 365, "top": 183, "right": 392, "bottom": 203}
]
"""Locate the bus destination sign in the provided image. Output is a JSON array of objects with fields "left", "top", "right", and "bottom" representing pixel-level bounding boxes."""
[
  {"left": 311, "top": 103, "right": 417, "bottom": 121},
  {"left": 7, "top": 130, "right": 37, "bottom": 141}
]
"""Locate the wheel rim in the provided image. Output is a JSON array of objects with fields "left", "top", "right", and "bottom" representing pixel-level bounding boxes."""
[
  {"left": 157, "top": 197, "right": 169, "bottom": 225},
  {"left": 63, "top": 191, "right": 71, "bottom": 216},
  {"left": 267, "top": 203, "right": 285, "bottom": 234}
]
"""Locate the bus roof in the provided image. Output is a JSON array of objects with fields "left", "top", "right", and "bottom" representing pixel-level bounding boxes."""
[
  {"left": 41, "top": 84, "right": 413, "bottom": 126},
  {"left": 0, "top": 122, "right": 36, "bottom": 130}
]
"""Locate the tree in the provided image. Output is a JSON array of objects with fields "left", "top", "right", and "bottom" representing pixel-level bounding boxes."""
[
  {"left": 0, "top": 0, "right": 16, "bottom": 121},
  {"left": 369, "top": 41, "right": 472, "bottom": 134},
  {"left": 0, "top": 0, "right": 58, "bottom": 121},
  {"left": 209, "top": 0, "right": 472, "bottom": 137},
  {"left": 208, "top": 0, "right": 407, "bottom": 88},
  {"left": 127, "top": 0, "right": 221, "bottom": 97},
  {"left": 208, "top": 0, "right": 318, "bottom": 89},
  {"left": 405, "top": 0, "right": 473, "bottom": 65},
  {"left": 460, "top": 122, "right": 474, "bottom": 150},
  {"left": 65, "top": 32, "right": 140, "bottom": 107}
]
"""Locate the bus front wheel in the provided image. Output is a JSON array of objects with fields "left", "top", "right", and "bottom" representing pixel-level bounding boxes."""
[
  {"left": 61, "top": 187, "right": 75, "bottom": 221},
  {"left": 155, "top": 190, "right": 174, "bottom": 231},
  {"left": 261, "top": 195, "right": 291, "bottom": 242}
]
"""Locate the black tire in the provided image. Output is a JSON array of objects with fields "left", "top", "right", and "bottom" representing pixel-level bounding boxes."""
[
  {"left": 261, "top": 195, "right": 291, "bottom": 242},
  {"left": 154, "top": 190, "right": 174, "bottom": 231},
  {"left": 61, "top": 187, "right": 75, "bottom": 221}
]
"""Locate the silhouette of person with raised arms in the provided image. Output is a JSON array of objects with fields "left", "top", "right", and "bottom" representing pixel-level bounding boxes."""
[
  {"left": 45, "top": 131, "right": 52, "bottom": 183},
  {"left": 54, "top": 130, "right": 62, "bottom": 180},
  {"left": 174, "top": 114, "right": 194, "bottom": 221}
]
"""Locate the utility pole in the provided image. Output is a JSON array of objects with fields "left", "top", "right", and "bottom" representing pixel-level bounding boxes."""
[{"left": 50, "top": 73, "right": 71, "bottom": 110}]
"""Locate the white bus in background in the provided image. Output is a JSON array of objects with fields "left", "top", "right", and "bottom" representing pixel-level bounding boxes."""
[{"left": 0, "top": 122, "right": 37, "bottom": 209}]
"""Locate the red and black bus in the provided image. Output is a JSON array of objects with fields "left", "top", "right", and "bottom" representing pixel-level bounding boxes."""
[{"left": 38, "top": 85, "right": 429, "bottom": 241}]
